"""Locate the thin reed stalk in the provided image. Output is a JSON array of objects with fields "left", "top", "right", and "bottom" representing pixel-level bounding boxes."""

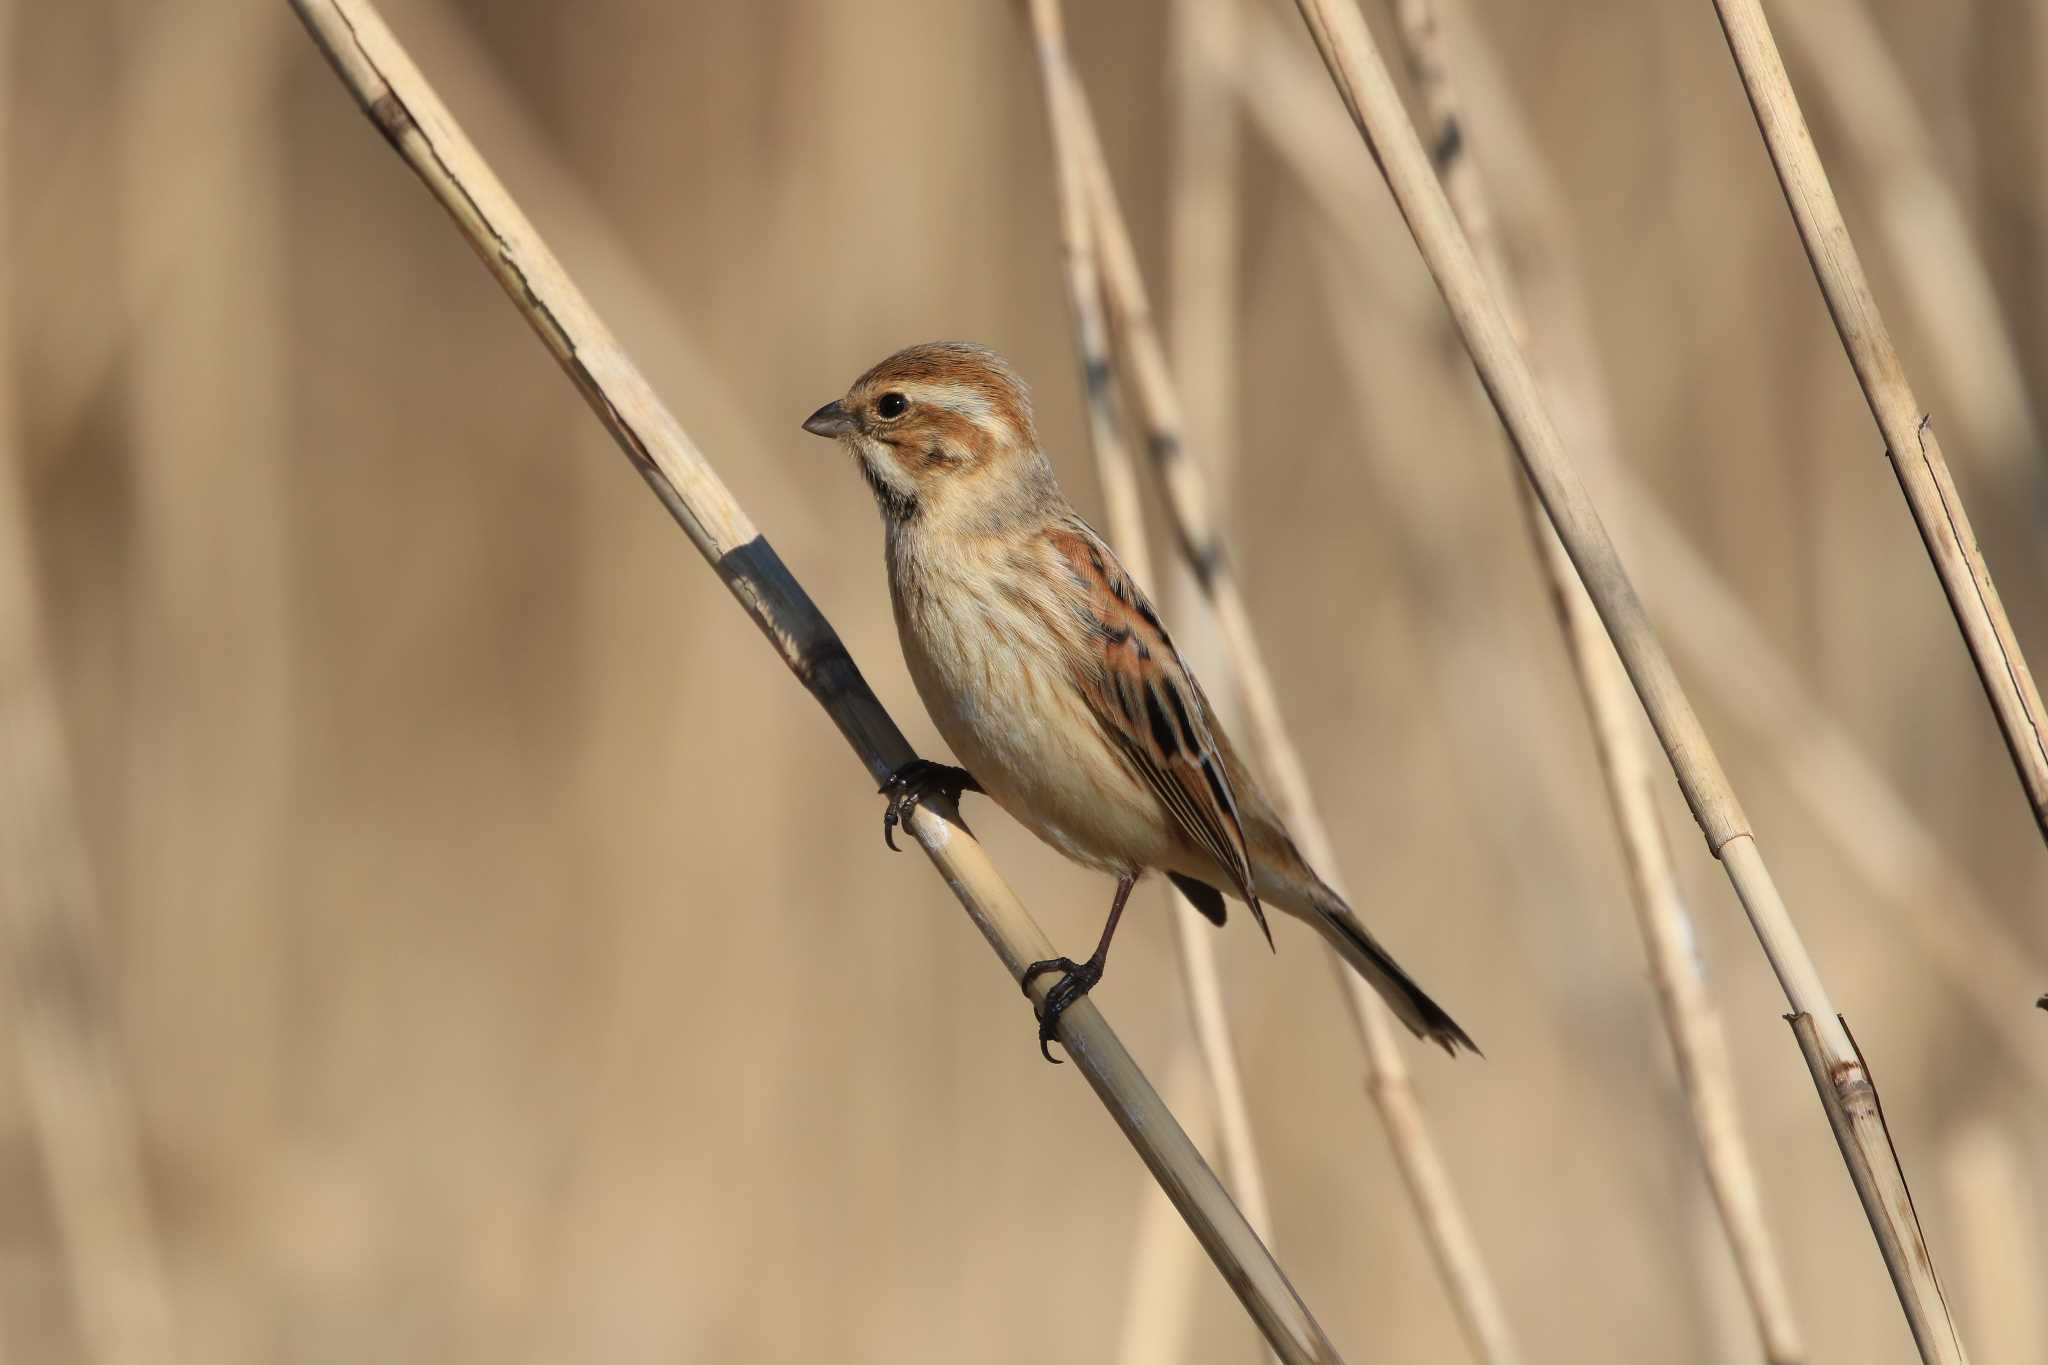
[
  {"left": 287, "top": 4, "right": 1338, "bottom": 1360},
  {"left": 1023, "top": 0, "right": 1277, "bottom": 1295},
  {"left": 1238, "top": 0, "right": 2048, "bottom": 1089},
  {"left": 1159, "top": 6, "right": 1268, "bottom": 1274},
  {"left": 1058, "top": 29, "right": 1524, "bottom": 1365},
  {"left": 1383, "top": 2, "right": 1804, "bottom": 1359},
  {"left": 1770, "top": 0, "right": 2046, "bottom": 499},
  {"left": 1288, "top": 1, "right": 1965, "bottom": 1359},
  {"left": 402, "top": 0, "right": 826, "bottom": 538},
  {"left": 1167, "top": 0, "right": 1243, "bottom": 475},
  {"left": 1023, "top": 0, "right": 1147, "bottom": 557},
  {"left": 1134, "top": 7, "right": 1280, "bottom": 1355},
  {"left": 1708, "top": 0, "right": 2048, "bottom": 847}
]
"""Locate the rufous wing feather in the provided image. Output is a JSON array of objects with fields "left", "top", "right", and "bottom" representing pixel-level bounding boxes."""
[{"left": 1050, "top": 521, "right": 1271, "bottom": 946}]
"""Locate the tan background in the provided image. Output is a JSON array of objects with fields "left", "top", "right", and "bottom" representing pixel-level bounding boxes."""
[{"left": 4, "top": 0, "right": 2045, "bottom": 1361}]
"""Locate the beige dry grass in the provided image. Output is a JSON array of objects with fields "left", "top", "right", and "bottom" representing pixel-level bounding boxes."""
[
  {"left": 286, "top": 1, "right": 1334, "bottom": 1359},
  {"left": 1020, "top": 9, "right": 1277, "bottom": 1354},
  {"left": 1061, "top": 34, "right": 1523, "bottom": 1365},
  {"left": 1289, "top": 0, "right": 1964, "bottom": 1358},
  {"left": 1381, "top": 0, "right": 1803, "bottom": 1357},
  {"left": 1709, "top": 0, "right": 2048, "bottom": 852},
  {"left": 3, "top": 2, "right": 2043, "bottom": 1362}
]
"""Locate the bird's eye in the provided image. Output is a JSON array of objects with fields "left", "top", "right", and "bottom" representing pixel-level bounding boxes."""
[{"left": 876, "top": 392, "right": 909, "bottom": 420}]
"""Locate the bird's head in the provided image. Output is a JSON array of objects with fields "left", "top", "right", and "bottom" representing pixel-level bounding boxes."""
[{"left": 802, "top": 342, "right": 1057, "bottom": 531}]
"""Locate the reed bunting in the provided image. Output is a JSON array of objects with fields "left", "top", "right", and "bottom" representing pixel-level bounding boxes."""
[{"left": 804, "top": 342, "right": 1474, "bottom": 1061}]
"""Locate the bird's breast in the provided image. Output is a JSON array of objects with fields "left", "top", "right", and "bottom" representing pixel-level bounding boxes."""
[{"left": 887, "top": 535, "right": 1174, "bottom": 873}]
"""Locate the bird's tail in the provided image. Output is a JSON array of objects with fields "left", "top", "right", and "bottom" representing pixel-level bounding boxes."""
[{"left": 1303, "top": 884, "right": 1478, "bottom": 1057}]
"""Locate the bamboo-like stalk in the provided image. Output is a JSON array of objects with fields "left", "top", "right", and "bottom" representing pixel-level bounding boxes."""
[
  {"left": 400, "top": 0, "right": 825, "bottom": 539},
  {"left": 28, "top": 0, "right": 822, "bottom": 558},
  {"left": 1707, "top": 0, "right": 2048, "bottom": 847},
  {"left": 286, "top": 4, "right": 1338, "bottom": 1360},
  {"left": 1382, "top": 3, "right": 1804, "bottom": 1360},
  {"left": 1770, "top": 0, "right": 2045, "bottom": 499},
  {"left": 1287, "top": 1, "right": 1965, "bottom": 1360},
  {"left": 1140, "top": 8, "right": 1277, "bottom": 1357},
  {"left": 1023, "top": 0, "right": 1276, "bottom": 1288},
  {"left": 1023, "top": 0, "right": 1147, "bottom": 564},
  {"left": 1059, "top": 34, "right": 1524, "bottom": 1365},
  {"left": 1237, "top": 0, "right": 2048, "bottom": 1093},
  {"left": 0, "top": 8, "right": 179, "bottom": 1360},
  {"left": 1167, "top": 0, "right": 1243, "bottom": 479}
]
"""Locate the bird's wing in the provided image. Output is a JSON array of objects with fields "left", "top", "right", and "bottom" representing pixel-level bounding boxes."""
[{"left": 1047, "top": 521, "right": 1270, "bottom": 945}]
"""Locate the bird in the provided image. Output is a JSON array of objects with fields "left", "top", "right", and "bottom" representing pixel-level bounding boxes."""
[{"left": 802, "top": 341, "right": 1475, "bottom": 1062}]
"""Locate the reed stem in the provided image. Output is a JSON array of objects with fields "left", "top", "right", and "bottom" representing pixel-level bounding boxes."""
[
  {"left": 1709, "top": 0, "right": 2048, "bottom": 847},
  {"left": 1061, "top": 23, "right": 1524, "bottom": 1365},
  {"left": 1383, "top": 1, "right": 1805, "bottom": 1357},
  {"left": 1023, "top": 4, "right": 1279, "bottom": 1333},
  {"left": 288, "top": 2, "right": 1340, "bottom": 1359},
  {"left": 1289, "top": 1, "right": 1966, "bottom": 1358}
]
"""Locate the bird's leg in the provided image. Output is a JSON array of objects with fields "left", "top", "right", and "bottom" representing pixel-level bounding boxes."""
[
  {"left": 1021, "top": 871, "right": 1137, "bottom": 1063},
  {"left": 878, "top": 758, "right": 980, "bottom": 851}
]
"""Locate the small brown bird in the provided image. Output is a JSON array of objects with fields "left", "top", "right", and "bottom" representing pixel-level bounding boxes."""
[{"left": 804, "top": 342, "right": 1474, "bottom": 1061}]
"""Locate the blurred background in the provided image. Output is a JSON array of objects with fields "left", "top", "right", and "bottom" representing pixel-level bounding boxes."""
[{"left": 3, "top": 0, "right": 2045, "bottom": 1361}]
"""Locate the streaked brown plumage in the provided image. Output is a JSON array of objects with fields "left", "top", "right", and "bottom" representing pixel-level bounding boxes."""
[{"left": 804, "top": 341, "right": 1474, "bottom": 1060}]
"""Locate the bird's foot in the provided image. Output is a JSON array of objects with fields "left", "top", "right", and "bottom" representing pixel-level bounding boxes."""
[
  {"left": 1021, "top": 954, "right": 1105, "bottom": 1064},
  {"left": 878, "top": 760, "right": 977, "bottom": 851}
]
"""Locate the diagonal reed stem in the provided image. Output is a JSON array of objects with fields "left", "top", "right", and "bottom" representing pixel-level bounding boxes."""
[
  {"left": 1055, "top": 20, "right": 1524, "bottom": 1365},
  {"left": 1022, "top": 0, "right": 1278, "bottom": 1316},
  {"left": 1381, "top": 2, "right": 1806, "bottom": 1360},
  {"left": 1235, "top": 0, "right": 2048, "bottom": 1093},
  {"left": 286, "top": 3, "right": 1340, "bottom": 1360},
  {"left": 1708, "top": 0, "right": 2048, "bottom": 848},
  {"left": 1288, "top": 0, "right": 1967, "bottom": 1359},
  {"left": 1772, "top": 0, "right": 2046, "bottom": 500}
]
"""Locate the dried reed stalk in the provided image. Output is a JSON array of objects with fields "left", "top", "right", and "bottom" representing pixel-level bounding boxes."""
[
  {"left": 1708, "top": 0, "right": 2048, "bottom": 847},
  {"left": 402, "top": 0, "right": 825, "bottom": 539},
  {"left": 0, "top": 9, "right": 178, "bottom": 1360},
  {"left": 1116, "top": 7, "right": 1278, "bottom": 1357},
  {"left": 1288, "top": 1, "right": 1965, "bottom": 1359},
  {"left": 1770, "top": 0, "right": 2045, "bottom": 500},
  {"left": 288, "top": 3, "right": 1338, "bottom": 1359},
  {"left": 1167, "top": 0, "right": 1243, "bottom": 475},
  {"left": 1029, "top": 8, "right": 1276, "bottom": 1359},
  {"left": 1383, "top": 2, "right": 1804, "bottom": 1359},
  {"left": 1239, "top": 0, "right": 2048, "bottom": 1090},
  {"left": 1060, "top": 32, "right": 1524, "bottom": 1365},
  {"left": 1024, "top": 0, "right": 1276, "bottom": 1285},
  {"left": 1024, "top": 0, "right": 1148, "bottom": 561}
]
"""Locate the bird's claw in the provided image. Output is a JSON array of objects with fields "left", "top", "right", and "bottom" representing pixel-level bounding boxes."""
[
  {"left": 878, "top": 759, "right": 975, "bottom": 851},
  {"left": 1021, "top": 955, "right": 1103, "bottom": 1064}
]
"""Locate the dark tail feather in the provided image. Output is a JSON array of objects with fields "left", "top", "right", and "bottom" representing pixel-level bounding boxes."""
[{"left": 1311, "top": 891, "right": 1478, "bottom": 1057}]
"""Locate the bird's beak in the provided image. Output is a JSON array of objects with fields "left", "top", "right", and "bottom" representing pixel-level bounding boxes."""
[{"left": 802, "top": 400, "right": 857, "bottom": 438}]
